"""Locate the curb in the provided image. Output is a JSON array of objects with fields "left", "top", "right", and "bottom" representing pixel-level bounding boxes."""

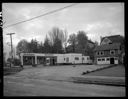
[
  {"left": 70, "top": 77, "right": 125, "bottom": 86},
  {"left": 42, "top": 76, "right": 125, "bottom": 87},
  {"left": 81, "top": 64, "right": 118, "bottom": 75}
]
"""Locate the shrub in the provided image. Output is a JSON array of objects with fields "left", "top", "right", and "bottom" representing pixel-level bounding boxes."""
[{"left": 12, "top": 58, "right": 21, "bottom": 66}]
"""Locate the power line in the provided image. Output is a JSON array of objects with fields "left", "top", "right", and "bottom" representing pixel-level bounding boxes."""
[{"left": 3, "top": 3, "right": 79, "bottom": 29}]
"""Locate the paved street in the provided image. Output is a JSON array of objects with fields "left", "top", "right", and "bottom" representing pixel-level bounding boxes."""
[
  {"left": 4, "top": 76, "right": 125, "bottom": 96},
  {"left": 4, "top": 65, "right": 125, "bottom": 96}
]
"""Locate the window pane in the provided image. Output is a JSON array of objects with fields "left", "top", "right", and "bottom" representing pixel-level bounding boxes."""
[
  {"left": 115, "top": 58, "right": 118, "bottom": 60},
  {"left": 75, "top": 57, "right": 79, "bottom": 60},
  {"left": 97, "top": 52, "right": 99, "bottom": 55},
  {"left": 110, "top": 50, "right": 115, "bottom": 55},
  {"left": 102, "top": 58, "right": 105, "bottom": 61},
  {"left": 107, "top": 58, "right": 109, "bottom": 61},
  {"left": 66, "top": 58, "right": 69, "bottom": 62},
  {"left": 98, "top": 59, "right": 101, "bottom": 61}
]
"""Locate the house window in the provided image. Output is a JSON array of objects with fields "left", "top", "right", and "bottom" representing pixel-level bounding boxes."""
[
  {"left": 66, "top": 58, "right": 69, "bottom": 62},
  {"left": 106, "top": 58, "right": 110, "bottom": 61},
  {"left": 98, "top": 58, "right": 101, "bottom": 61},
  {"left": 115, "top": 57, "right": 118, "bottom": 60},
  {"left": 109, "top": 42, "right": 112, "bottom": 44},
  {"left": 46, "top": 59, "right": 50, "bottom": 63},
  {"left": 100, "top": 51, "right": 104, "bottom": 55},
  {"left": 97, "top": 51, "right": 104, "bottom": 55},
  {"left": 82, "top": 57, "right": 84, "bottom": 60},
  {"left": 87, "top": 57, "right": 90, "bottom": 60},
  {"left": 110, "top": 50, "right": 115, "bottom": 55},
  {"left": 102, "top": 58, "right": 105, "bottom": 61},
  {"left": 101, "top": 38, "right": 112, "bottom": 45},
  {"left": 75, "top": 57, "right": 79, "bottom": 60},
  {"left": 97, "top": 52, "right": 100, "bottom": 55}
]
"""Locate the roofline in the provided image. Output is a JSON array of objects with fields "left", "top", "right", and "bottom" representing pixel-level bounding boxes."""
[{"left": 100, "top": 35, "right": 121, "bottom": 44}]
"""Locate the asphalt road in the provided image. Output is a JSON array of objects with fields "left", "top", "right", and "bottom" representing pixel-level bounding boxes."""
[{"left": 4, "top": 76, "right": 125, "bottom": 97}]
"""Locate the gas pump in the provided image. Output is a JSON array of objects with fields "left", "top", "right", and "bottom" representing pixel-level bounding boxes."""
[{"left": 46, "top": 58, "right": 50, "bottom": 65}]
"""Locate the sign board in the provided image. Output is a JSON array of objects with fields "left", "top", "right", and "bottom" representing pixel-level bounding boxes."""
[
  {"left": 45, "top": 54, "right": 54, "bottom": 57},
  {"left": 23, "top": 53, "right": 35, "bottom": 56}
]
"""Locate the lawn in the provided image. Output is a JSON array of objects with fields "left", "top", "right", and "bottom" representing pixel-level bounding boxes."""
[{"left": 85, "top": 65, "right": 125, "bottom": 77}]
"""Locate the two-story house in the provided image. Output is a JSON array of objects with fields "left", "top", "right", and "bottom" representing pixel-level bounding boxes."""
[{"left": 94, "top": 35, "right": 124, "bottom": 65}]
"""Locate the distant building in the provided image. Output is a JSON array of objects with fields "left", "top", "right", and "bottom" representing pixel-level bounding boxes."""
[
  {"left": 94, "top": 35, "right": 124, "bottom": 65},
  {"left": 20, "top": 53, "right": 92, "bottom": 66}
]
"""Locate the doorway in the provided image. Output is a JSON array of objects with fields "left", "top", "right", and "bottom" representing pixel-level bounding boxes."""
[
  {"left": 110, "top": 58, "right": 114, "bottom": 64},
  {"left": 23, "top": 56, "right": 35, "bottom": 65},
  {"left": 51, "top": 57, "right": 57, "bottom": 65}
]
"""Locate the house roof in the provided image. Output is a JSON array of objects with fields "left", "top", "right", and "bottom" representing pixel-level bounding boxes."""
[
  {"left": 88, "top": 40, "right": 95, "bottom": 44},
  {"left": 94, "top": 43, "right": 121, "bottom": 51},
  {"left": 101, "top": 35, "right": 124, "bottom": 44}
]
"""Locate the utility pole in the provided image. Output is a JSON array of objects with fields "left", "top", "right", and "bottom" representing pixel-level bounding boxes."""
[{"left": 6, "top": 33, "right": 15, "bottom": 67}]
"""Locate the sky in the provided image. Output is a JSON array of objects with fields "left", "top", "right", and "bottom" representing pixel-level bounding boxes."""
[{"left": 2, "top": 3, "right": 124, "bottom": 58}]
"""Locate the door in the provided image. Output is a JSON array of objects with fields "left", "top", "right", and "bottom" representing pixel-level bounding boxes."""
[
  {"left": 110, "top": 58, "right": 114, "bottom": 64},
  {"left": 66, "top": 57, "right": 69, "bottom": 63}
]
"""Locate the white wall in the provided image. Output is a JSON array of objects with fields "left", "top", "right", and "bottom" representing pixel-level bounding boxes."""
[
  {"left": 56, "top": 54, "right": 65, "bottom": 64},
  {"left": 82, "top": 56, "right": 92, "bottom": 64},
  {"left": 97, "top": 57, "right": 118, "bottom": 65},
  {"left": 97, "top": 57, "right": 110, "bottom": 65},
  {"left": 20, "top": 53, "right": 93, "bottom": 65},
  {"left": 64, "top": 54, "right": 82, "bottom": 64},
  {"left": 114, "top": 57, "right": 118, "bottom": 64}
]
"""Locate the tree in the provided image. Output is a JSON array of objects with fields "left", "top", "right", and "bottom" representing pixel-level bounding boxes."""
[
  {"left": 44, "top": 35, "right": 52, "bottom": 53},
  {"left": 61, "top": 29, "right": 68, "bottom": 53},
  {"left": 53, "top": 37, "right": 63, "bottom": 53},
  {"left": 37, "top": 42, "right": 44, "bottom": 53},
  {"left": 68, "top": 33, "right": 77, "bottom": 53},
  {"left": 16, "top": 39, "right": 29, "bottom": 57},
  {"left": 28, "top": 39, "right": 39, "bottom": 53},
  {"left": 7, "top": 58, "right": 12, "bottom": 63},
  {"left": 48, "top": 27, "right": 65, "bottom": 53},
  {"left": 77, "top": 31, "right": 88, "bottom": 48},
  {"left": 85, "top": 40, "right": 97, "bottom": 61},
  {"left": 75, "top": 31, "right": 89, "bottom": 54}
]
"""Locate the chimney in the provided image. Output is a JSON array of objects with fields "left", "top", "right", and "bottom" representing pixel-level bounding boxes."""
[{"left": 100, "top": 36, "right": 102, "bottom": 45}]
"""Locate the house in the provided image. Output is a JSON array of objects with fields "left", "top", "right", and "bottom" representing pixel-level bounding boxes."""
[{"left": 94, "top": 35, "right": 124, "bottom": 65}]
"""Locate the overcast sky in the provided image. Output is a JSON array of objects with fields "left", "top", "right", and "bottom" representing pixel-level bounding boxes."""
[{"left": 2, "top": 3, "right": 124, "bottom": 57}]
